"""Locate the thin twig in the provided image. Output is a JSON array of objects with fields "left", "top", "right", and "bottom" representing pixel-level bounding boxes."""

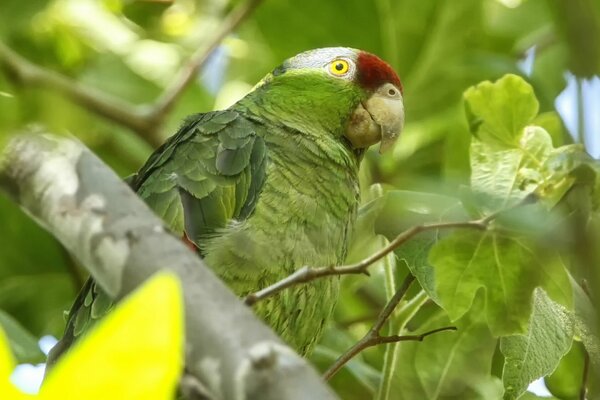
[
  {"left": 244, "top": 219, "right": 489, "bottom": 306},
  {"left": 322, "top": 274, "right": 456, "bottom": 380},
  {"left": 0, "top": 0, "right": 262, "bottom": 147},
  {"left": 149, "top": 0, "right": 262, "bottom": 120}
]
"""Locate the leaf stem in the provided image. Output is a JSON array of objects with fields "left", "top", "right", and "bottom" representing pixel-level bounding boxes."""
[{"left": 377, "top": 289, "right": 429, "bottom": 400}]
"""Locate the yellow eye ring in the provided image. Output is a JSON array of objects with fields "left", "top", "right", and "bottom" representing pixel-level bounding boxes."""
[{"left": 329, "top": 59, "right": 350, "bottom": 76}]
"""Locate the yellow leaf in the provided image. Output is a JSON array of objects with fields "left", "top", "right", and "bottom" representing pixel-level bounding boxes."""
[
  {"left": 0, "top": 329, "right": 34, "bottom": 400},
  {"left": 41, "top": 272, "right": 184, "bottom": 400}
]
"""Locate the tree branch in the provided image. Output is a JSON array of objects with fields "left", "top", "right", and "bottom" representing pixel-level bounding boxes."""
[
  {"left": 149, "top": 0, "right": 262, "bottom": 120},
  {"left": 245, "top": 219, "right": 490, "bottom": 306},
  {"left": 322, "top": 274, "right": 456, "bottom": 380},
  {"left": 0, "top": 0, "right": 262, "bottom": 148},
  {"left": 0, "top": 132, "right": 337, "bottom": 400}
]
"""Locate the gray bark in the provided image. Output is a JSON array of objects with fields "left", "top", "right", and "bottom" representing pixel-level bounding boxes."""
[{"left": 0, "top": 131, "right": 338, "bottom": 400}]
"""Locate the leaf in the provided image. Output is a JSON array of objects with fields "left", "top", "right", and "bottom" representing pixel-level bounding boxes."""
[
  {"left": 464, "top": 74, "right": 539, "bottom": 146},
  {"left": 500, "top": 288, "right": 574, "bottom": 400},
  {"left": 570, "top": 277, "right": 600, "bottom": 371},
  {"left": 547, "top": 0, "right": 600, "bottom": 77},
  {"left": 0, "top": 309, "right": 45, "bottom": 364},
  {"left": 41, "top": 272, "right": 183, "bottom": 400},
  {"left": 470, "top": 126, "right": 572, "bottom": 211},
  {"left": 391, "top": 299, "right": 503, "bottom": 400},
  {"left": 429, "top": 230, "right": 572, "bottom": 336},
  {"left": 466, "top": 75, "right": 590, "bottom": 212},
  {"left": 544, "top": 341, "right": 586, "bottom": 400},
  {"left": 0, "top": 328, "right": 32, "bottom": 399},
  {"left": 371, "top": 190, "right": 467, "bottom": 304},
  {"left": 0, "top": 196, "right": 76, "bottom": 337}
]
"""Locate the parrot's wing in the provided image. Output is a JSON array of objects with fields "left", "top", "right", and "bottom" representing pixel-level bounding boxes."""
[
  {"left": 132, "top": 109, "right": 268, "bottom": 243},
  {"left": 47, "top": 110, "right": 268, "bottom": 368}
]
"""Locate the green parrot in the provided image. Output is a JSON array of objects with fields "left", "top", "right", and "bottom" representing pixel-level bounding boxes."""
[{"left": 48, "top": 47, "right": 404, "bottom": 363}]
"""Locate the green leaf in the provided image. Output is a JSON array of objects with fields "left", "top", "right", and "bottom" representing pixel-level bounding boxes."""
[
  {"left": 370, "top": 190, "right": 466, "bottom": 304},
  {"left": 0, "top": 196, "right": 76, "bottom": 337},
  {"left": 391, "top": 300, "right": 503, "bottom": 400},
  {"left": 571, "top": 277, "right": 600, "bottom": 371},
  {"left": 471, "top": 126, "right": 589, "bottom": 212},
  {"left": 464, "top": 74, "right": 539, "bottom": 146},
  {"left": 545, "top": 341, "right": 586, "bottom": 400},
  {"left": 547, "top": 0, "right": 600, "bottom": 77},
  {"left": 500, "top": 289, "right": 574, "bottom": 400},
  {"left": 0, "top": 309, "right": 44, "bottom": 364},
  {"left": 429, "top": 230, "right": 572, "bottom": 336}
]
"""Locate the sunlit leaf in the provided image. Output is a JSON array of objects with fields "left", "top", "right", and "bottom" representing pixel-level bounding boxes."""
[
  {"left": 464, "top": 74, "right": 539, "bottom": 146},
  {"left": 0, "top": 329, "right": 32, "bottom": 399},
  {"left": 41, "top": 272, "right": 183, "bottom": 400}
]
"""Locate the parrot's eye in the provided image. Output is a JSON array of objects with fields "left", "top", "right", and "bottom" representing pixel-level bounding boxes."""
[{"left": 328, "top": 59, "right": 350, "bottom": 76}]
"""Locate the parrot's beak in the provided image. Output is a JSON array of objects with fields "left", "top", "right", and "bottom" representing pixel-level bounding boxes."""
[{"left": 345, "top": 83, "right": 404, "bottom": 153}]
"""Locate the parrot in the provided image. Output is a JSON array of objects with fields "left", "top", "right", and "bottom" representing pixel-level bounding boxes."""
[{"left": 47, "top": 47, "right": 404, "bottom": 364}]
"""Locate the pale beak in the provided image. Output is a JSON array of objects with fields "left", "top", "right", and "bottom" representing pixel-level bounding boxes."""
[{"left": 345, "top": 83, "right": 405, "bottom": 153}]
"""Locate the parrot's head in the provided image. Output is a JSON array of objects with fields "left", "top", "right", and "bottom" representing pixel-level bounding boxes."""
[{"left": 247, "top": 47, "right": 404, "bottom": 154}]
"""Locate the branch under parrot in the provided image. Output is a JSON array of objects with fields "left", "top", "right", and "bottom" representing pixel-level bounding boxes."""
[
  {"left": 244, "top": 218, "right": 492, "bottom": 307},
  {"left": 0, "top": 0, "right": 262, "bottom": 148},
  {"left": 0, "top": 132, "right": 337, "bottom": 400}
]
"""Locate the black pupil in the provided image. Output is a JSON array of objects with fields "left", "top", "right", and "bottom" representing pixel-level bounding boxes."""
[{"left": 335, "top": 63, "right": 344, "bottom": 71}]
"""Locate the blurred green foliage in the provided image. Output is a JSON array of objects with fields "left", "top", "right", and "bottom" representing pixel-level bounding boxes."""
[{"left": 0, "top": 0, "right": 599, "bottom": 399}]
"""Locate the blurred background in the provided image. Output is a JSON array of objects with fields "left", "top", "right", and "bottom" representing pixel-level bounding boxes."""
[{"left": 0, "top": 0, "right": 599, "bottom": 398}]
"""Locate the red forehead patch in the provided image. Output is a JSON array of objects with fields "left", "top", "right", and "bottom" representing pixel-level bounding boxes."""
[{"left": 356, "top": 52, "right": 403, "bottom": 93}]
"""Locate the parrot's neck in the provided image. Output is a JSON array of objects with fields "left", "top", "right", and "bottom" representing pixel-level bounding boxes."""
[{"left": 238, "top": 73, "right": 363, "bottom": 140}]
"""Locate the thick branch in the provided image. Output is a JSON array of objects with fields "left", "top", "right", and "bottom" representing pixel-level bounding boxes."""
[
  {"left": 245, "top": 219, "right": 489, "bottom": 306},
  {"left": 0, "top": 132, "right": 337, "bottom": 400},
  {"left": 323, "top": 275, "right": 456, "bottom": 380},
  {"left": 0, "top": 0, "right": 261, "bottom": 147},
  {"left": 0, "top": 42, "right": 150, "bottom": 134}
]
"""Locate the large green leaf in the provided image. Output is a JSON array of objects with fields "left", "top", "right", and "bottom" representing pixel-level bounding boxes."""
[
  {"left": 464, "top": 74, "right": 539, "bottom": 146},
  {"left": 391, "top": 300, "right": 503, "bottom": 400},
  {"left": 429, "top": 230, "right": 571, "bottom": 336},
  {"left": 500, "top": 288, "right": 574, "bottom": 400},
  {"left": 544, "top": 341, "right": 586, "bottom": 400}
]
